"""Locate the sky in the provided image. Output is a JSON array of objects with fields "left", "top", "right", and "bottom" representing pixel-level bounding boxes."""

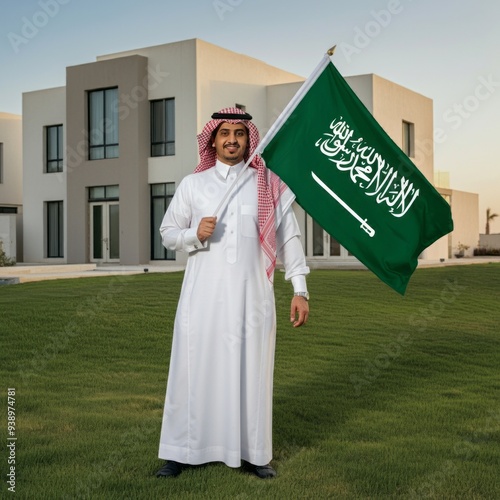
[{"left": 1, "top": 0, "right": 499, "bottom": 231}]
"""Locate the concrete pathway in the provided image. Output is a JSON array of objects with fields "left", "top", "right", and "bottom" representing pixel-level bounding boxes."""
[
  {"left": 0, "top": 257, "right": 499, "bottom": 284},
  {"left": 0, "top": 263, "right": 185, "bottom": 284}
]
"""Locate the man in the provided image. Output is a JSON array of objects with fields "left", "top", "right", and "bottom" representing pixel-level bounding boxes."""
[{"left": 156, "top": 107, "right": 310, "bottom": 479}]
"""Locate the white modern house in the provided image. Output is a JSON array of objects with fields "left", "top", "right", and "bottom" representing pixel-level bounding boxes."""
[
  {"left": 21, "top": 38, "right": 478, "bottom": 267},
  {"left": 0, "top": 112, "right": 23, "bottom": 262}
]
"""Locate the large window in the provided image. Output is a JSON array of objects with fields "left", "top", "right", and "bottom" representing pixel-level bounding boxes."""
[
  {"left": 46, "top": 125, "right": 63, "bottom": 173},
  {"left": 151, "top": 98, "right": 175, "bottom": 157},
  {"left": 88, "top": 88, "right": 119, "bottom": 160},
  {"left": 402, "top": 120, "right": 415, "bottom": 158},
  {"left": 47, "top": 201, "right": 64, "bottom": 258},
  {"left": 151, "top": 183, "right": 175, "bottom": 260}
]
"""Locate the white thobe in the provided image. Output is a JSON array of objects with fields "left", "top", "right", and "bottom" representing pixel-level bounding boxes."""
[{"left": 158, "top": 160, "right": 309, "bottom": 467}]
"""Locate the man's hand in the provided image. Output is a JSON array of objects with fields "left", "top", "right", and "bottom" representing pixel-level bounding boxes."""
[
  {"left": 197, "top": 216, "right": 217, "bottom": 242},
  {"left": 290, "top": 296, "right": 309, "bottom": 328}
]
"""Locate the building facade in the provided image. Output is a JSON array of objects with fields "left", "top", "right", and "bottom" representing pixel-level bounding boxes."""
[
  {"left": 0, "top": 112, "right": 23, "bottom": 261},
  {"left": 22, "top": 38, "right": 477, "bottom": 267}
]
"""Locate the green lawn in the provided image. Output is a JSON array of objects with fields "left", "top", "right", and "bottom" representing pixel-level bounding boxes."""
[{"left": 1, "top": 264, "right": 499, "bottom": 499}]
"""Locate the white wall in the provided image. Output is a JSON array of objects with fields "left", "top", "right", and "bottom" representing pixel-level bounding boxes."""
[
  {"left": 196, "top": 39, "right": 303, "bottom": 134},
  {"left": 0, "top": 112, "right": 23, "bottom": 261},
  {"left": 421, "top": 233, "right": 450, "bottom": 261},
  {"left": 0, "top": 113, "right": 22, "bottom": 205},
  {"left": 22, "top": 87, "right": 66, "bottom": 262},
  {"left": 479, "top": 234, "right": 500, "bottom": 250},
  {"left": 345, "top": 74, "right": 374, "bottom": 112},
  {"left": 0, "top": 214, "right": 16, "bottom": 260},
  {"left": 372, "top": 74, "right": 434, "bottom": 183},
  {"left": 450, "top": 189, "right": 479, "bottom": 257}
]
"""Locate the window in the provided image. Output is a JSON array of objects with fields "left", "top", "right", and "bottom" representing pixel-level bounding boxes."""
[
  {"left": 0, "top": 142, "right": 3, "bottom": 183},
  {"left": 0, "top": 207, "right": 17, "bottom": 214},
  {"left": 46, "top": 125, "right": 63, "bottom": 173},
  {"left": 402, "top": 120, "right": 415, "bottom": 158},
  {"left": 151, "top": 183, "right": 175, "bottom": 260},
  {"left": 312, "top": 219, "right": 324, "bottom": 256},
  {"left": 88, "top": 185, "right": 119, "bottom": 201},
  {"left": 151, "top": 98, "right": 175, "bottom": 156},
  {"left": 88, "top": 88, "right": 119, "bottom": 160},
  {"left": 47, "top": 201, "right": 64, "bottom": 258}
]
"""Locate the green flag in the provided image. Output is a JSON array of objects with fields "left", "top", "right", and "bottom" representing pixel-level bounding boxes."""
[{"left": 259, "top": 54, "right": 454, "bottom": 295}]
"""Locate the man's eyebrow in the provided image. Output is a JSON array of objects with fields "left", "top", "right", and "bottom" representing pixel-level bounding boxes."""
[{"left": 218, "top": 126, "right": 246, "bottom": 132}]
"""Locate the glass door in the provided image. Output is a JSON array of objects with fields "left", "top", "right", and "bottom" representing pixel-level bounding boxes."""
[
  {"left": 307, "top": 216, "right": 353, "bottom": 259},
  {"left": 90, "top": 201, "right": 120, "bottom": 262}
]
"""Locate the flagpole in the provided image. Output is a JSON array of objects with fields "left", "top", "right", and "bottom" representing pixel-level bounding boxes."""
[
  {"left": 212, "top": 150, "right": 259, "bottom": 217},
  {"left": 212, "top": 46, "right": 335, "bottom": 218}
]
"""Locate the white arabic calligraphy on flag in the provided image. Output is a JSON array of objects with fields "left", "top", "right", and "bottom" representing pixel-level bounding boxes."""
[{"left": 315, "top": 117, "right": 420, "bottom": 218}]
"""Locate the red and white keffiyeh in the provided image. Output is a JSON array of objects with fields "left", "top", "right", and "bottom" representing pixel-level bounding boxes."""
[{"left": 194, "top": 107, "right": 287, "bottom": 282}]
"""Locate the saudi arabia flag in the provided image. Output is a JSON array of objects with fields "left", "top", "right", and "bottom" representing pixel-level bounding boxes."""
[{"left": 258, "top": 54, "right": 454, "bottom": 295}]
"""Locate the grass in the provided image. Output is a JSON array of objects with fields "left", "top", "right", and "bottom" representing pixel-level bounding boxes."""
[{"left": 1, "top": 264, "right": 499, "bottom": 499}]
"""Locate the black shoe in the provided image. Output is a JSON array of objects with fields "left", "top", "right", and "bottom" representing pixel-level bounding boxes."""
[
  {"left": 244, "top": 462, "right": 277, "bottom": 479},
  {"left": 156, "top": 461, "right": 185, "bottom": 478}
]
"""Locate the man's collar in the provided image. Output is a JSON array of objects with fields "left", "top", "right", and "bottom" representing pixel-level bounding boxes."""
[{"left": 215, "top": 160, "right": 245, "bottom": 179}]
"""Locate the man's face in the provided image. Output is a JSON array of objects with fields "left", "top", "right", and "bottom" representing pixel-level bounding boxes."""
[{"left": 213, "top": 122, "right": 248, "bottom": 166}]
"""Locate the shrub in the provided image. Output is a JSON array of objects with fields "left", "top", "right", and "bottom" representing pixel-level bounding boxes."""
[
  {"left": 474, "top": 247, "right": 500, "bottom": 256},
  {"left": 0, "top": 240, "right": 16, "bottom": 267}
]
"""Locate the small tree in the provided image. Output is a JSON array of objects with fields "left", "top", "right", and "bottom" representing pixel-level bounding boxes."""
[
  {"left": 485, "top": 207, "right": 498, "bottom": 235},
  {"left": 0, "top": 239, "right": 16, "bottom": 267},
  {"left": 455, "top": 242, "right": 470, "bottom": 258}
]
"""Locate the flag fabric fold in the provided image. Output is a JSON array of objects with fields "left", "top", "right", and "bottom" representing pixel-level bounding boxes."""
[{"left": 258, "top": 54, "right": 454, "bottom": 295}]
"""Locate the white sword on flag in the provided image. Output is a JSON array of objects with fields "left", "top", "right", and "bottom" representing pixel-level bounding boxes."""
[{"left": 311, "top": 171, "right": 376, "bottom": 237}]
